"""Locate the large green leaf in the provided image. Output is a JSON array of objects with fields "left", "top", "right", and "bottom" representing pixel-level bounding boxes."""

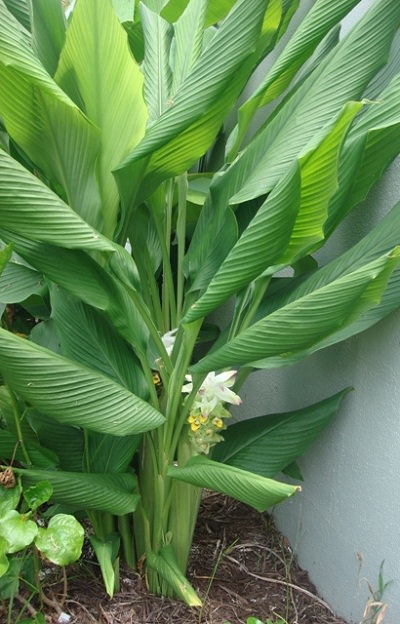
[
  {"left": 187, "top": 0, "right": 400, "bottom": 282},
  {"left": 15, "top": 468, "right": 140, "bottom": 515},
  {"left": 251, "top": 200, "right": 400, "bottom": 369},
  {"left": 0, "top": 386, "right": 60, "bottom": 468},
  {"left": 162, "top": 0, "right": 283, "bottom": 31},
  {"left": 50, "top": 287, "right": 147, "bottom": 396},
  {"left": 363, "top": 30, "right": 400, "bottom": 101},
  {"left": 30, "top": 0, "right": 66, "bottom": 76},
  {"left": 3, "top": 0, "right": 30, "bottom": 30},
  {"left": 139, "top": 0, "right": 168, "bottom": 12},
  {"left": 0, "top": 230, "right": 149, "bottom": 353},
  {"left": 55, "top": 0, "right": 148, "bottom": 238},
  {"left": 86, "top": 431, "right": 142, "bottom": 474},
  {"left": 229, "top": 0, "right": 362, "bottom": 157},
  {"left": 231, "top": 0, "right": 400, "bottom": 205},
  {"left": 127, "top": 204, "right": 163, "bottom": 295},
  {"left": 190, "top": 248, "right": 400, "bottom": 372},
  {"left": 185, "top": 101, "right": 360, "bottom": 320},
  {"left": 26, "top": 410, "right": 84, "bottom": 472},
  {"left": 212, "top": 389, "right": 350, "bottom": 476},
  {"left": 169, "top": 0, "right": 207, "bottom": 94},
  {"left": 251, "top": 271, "right": 400, "bottom": 369},
  {"left": 184, "top": 163, "right": 300, "bottom": 320},
  {"left": 0, "top": 244, "right": 12, "bottom": 277},
  {"left": 50, "top": 288, "right": 145, "bottom": 473},
  {"left": 115, "top": 0, "right": 271, "bottom": 208},
  {"left": 140, "top": 4, "right": 173, "bottom": 123},
  {"left": 0, "top": 2, "right": 103, "bottom": 230},
  {"left": 30, "top": 319, "right": 60, "bottom": 352},
  {"left": 0, "top": 260, "right": 44, "bottom": 304},
  {"left": 0, "top": 328, "right": 164, "bottom": 435},
  {"left": 280, "top": 101, "right": 361, "bottom": 263},
  {"left": 262, "top": 208, "right": 400, "bottom": 320},
  {"left": 290, "top": 23, "right": 341, "bottom": 92},
  {"left": 46, "top": 288, "right": 148, "bottom": 472},
  {"left": 168, "top": 456, "right": 299, "bottom": 513},
  {"left": 0, "top": 231, "right": 112, "bottom": 311},
  {"left": 0, "top": 385, "right": 29, "bottom": 439},
  {"left": 161, "top": 0, "right": 235, "bottom": 26},
  {"left": 112, "top": 0, "right": 135, "bottom": 21},
  {"left": 326, "top": 74, "right": 400, "bottom": 235},
  {"left": 186, "top": 206, "right": 238, "bottom": 296},
  {"left": 298, "top": 268, "right": 400, "bottom": 358},
  {"left": 0, "top": 429, "right": 58, "bottom": 469},
  {"left": 0, "top": 149, "right": 113, "bottom": 252}
]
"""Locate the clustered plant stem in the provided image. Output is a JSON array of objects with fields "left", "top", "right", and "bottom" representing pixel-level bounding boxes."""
[{"left": 132, "top": 318, "right": 206, "bottom": 589}]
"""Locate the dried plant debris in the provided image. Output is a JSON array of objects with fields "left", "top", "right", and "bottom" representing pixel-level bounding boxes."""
[{"left": 2, "top": 494, "right": 348, "bottom": 624}]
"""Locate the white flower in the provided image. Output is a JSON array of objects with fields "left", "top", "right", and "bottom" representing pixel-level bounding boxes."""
[
  {"left": 161, "top": 328, "right": 177, "bottom": 356},
  {"left": 182, "top": 370, "right": 241, "bottom": 416}
]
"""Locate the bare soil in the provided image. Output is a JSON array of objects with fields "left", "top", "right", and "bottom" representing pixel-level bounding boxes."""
[{"left": 5, "top": 493, "right": 349, "bottom": 624}]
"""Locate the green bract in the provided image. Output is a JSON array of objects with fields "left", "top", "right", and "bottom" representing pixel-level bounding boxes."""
[{"left": 1, "top": 0, "right": 400, "bottom": 605}]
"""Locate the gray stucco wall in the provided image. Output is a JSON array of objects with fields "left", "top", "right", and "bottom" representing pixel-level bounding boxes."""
[
  {"left": 238, "top": 1, "right": 400, "bottom": 621},
  {"left": 239, "top": 128, "right": 400, "bottom": 624}
]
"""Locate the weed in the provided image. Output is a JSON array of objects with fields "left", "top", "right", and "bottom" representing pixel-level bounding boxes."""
[
  {"left": 199, "top": 538, "right": 238, "bottom": 623},
  {"left": 360, "top": 562, "right": 390, "bottom": 624}
]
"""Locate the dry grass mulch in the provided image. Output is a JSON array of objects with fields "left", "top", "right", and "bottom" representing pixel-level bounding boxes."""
[{"left": 3, "top": 493, "right": 349, "bottom": 624}]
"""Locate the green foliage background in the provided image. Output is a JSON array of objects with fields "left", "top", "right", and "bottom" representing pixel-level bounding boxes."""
[{"left": 0, "top": 0, "right": 400, "bottom": 604}]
